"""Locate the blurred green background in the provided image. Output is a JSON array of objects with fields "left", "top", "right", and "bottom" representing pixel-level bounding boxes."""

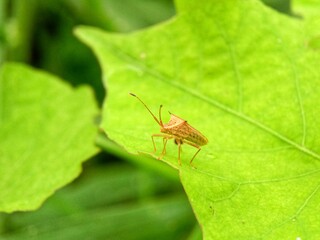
[{"left": 0, "top": 0, "right": 292, "bottom": 239}]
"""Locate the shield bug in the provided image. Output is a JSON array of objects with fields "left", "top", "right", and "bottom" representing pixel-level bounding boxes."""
[{"left": 130, "top": 93, "right": 208, "bottom": 167}]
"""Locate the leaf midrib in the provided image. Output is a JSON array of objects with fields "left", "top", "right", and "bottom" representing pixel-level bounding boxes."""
[{"left": 102, "top": 41, "right": 320, "bottom": 162}]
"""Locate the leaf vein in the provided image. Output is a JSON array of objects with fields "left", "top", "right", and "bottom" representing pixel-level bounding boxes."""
[
  {"left": 107, "top": 40, "right": 320, "bottom": 161},
  {"left": 213, "top": 17, "right": 243, "bottom": 112},
  {"left": 261, "top": 9, "right": 307, "bottom": 147}
]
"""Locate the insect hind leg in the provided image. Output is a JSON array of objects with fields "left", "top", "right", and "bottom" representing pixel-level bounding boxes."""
[
  {"left": 183, "top": 140, "right": 201, "bottom": 168},
  {"left": 190, "top": 147, "right": 201, "bottom": 167}
]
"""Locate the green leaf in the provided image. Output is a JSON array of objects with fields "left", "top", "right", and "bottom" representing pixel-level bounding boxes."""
[
  {"left": 2, "top": 164, "right": 195, "bottom": 240},
  {"left": 0, "top": 63, "right": 99, "bottom": 213},
  {"left": 4, "top": 196, "right": 194, "bottom": 240},
  {"left": 76, "top": 0, "right": 320, "bottom": 238},
  {"left": 67, "top": 0, "right": 175, "bottom": 32},
  {"left": 293, "top": 0, "right": 320, "bottom": 19}
]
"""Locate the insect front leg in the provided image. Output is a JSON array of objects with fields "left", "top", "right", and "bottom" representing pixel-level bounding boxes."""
[
  {"left": 162, "top": 138, "right": 167, "bottom": 154},
  {"left": 151, "top": 135, "right": 157, "bottom": 152},
  {"left": 158, "top": 138, "right": 169, "bottom": 160},
  {"left": 151, "top": 134, "right": 173, "bottom": 160}
]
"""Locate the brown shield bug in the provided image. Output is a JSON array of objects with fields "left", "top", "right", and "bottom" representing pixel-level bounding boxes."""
[{"left": 130, "top": 93, "right": 208, "bottom": 167}]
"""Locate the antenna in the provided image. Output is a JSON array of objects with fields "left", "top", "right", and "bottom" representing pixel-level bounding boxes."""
[
  {"left": 129, "top": 93, "right": 163, "bottom": 126},
  {"left": 159, "top": 105, "right": 163, "bottom": 124}
]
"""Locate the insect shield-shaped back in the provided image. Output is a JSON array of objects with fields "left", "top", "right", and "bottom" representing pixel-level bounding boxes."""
[{"left": 161, "top": 114, "right": 208, "bottom": 146}]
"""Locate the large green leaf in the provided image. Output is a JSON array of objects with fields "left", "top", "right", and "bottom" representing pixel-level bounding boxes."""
[
  {"left": 76, "top": 0, "right": 320, "bottom": 238},
  {"left": 0, "top": 63, "right": 99, "bottom": 213}
]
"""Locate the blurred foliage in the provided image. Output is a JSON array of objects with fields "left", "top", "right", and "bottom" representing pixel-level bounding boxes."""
[
  {"left": 0, "top": 0, "right": 291, "bottom": 104},
  {"left": 0, "top": 0, "right": 176, "bottom": 105},
  {"left": 1, "top": 160, "right": 196, "bottom": 239},
  {"left": 262, "top": 0, "right": 292, "bottom": 14},
  {"left": 0, "top": 63, "right": 99, "bottom": 212}
]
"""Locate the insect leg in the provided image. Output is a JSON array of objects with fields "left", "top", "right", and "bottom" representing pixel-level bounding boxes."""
[
  {"left": 151, "top": 136, "right": 157, "bottom": 152},
  {"left": 151, "top": 134, "right": 173, "bottom": 159},
  {"left": 177, "top": 141, "right": 182, "bottom": 166},
  {"left": 162, "top": 138, "right": 167, "bottom": 154},
  {"left": 183, "top": 140, "right": 201, "bottom": 167},
  {"left": 158, "top": 138, "right": 169, "bottom": 160},
  {"left": 190, "top": 148, "right": 201, "bottom": 167}
]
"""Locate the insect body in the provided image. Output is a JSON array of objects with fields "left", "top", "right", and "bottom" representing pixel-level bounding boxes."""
[{"left": 130, "top": 93, "right": 208, "bottom": 167}]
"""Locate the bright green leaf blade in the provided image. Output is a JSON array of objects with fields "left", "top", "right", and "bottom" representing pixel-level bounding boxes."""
[
  {"left": 76, "top": 0, "right": 320, "bottom": 238},
  {"left": 293, "top": 1, "right": 320, "bottom": 52},
  {"left": 0, "top": 63, "right": 99, "bottom": 213},
  {"left": 293, "top": 0, "right": 320, "bottom": 19}
]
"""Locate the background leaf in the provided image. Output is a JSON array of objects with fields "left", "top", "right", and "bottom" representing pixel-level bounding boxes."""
[
  {"left": 76, "top": 0, "right": 320, "bottom": 238},
  {"left": 1, "top": 162, "right": 195, "bottom": 240},
  {"left": 0, "top": 63, "right": 99, "bottom": 212}
]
